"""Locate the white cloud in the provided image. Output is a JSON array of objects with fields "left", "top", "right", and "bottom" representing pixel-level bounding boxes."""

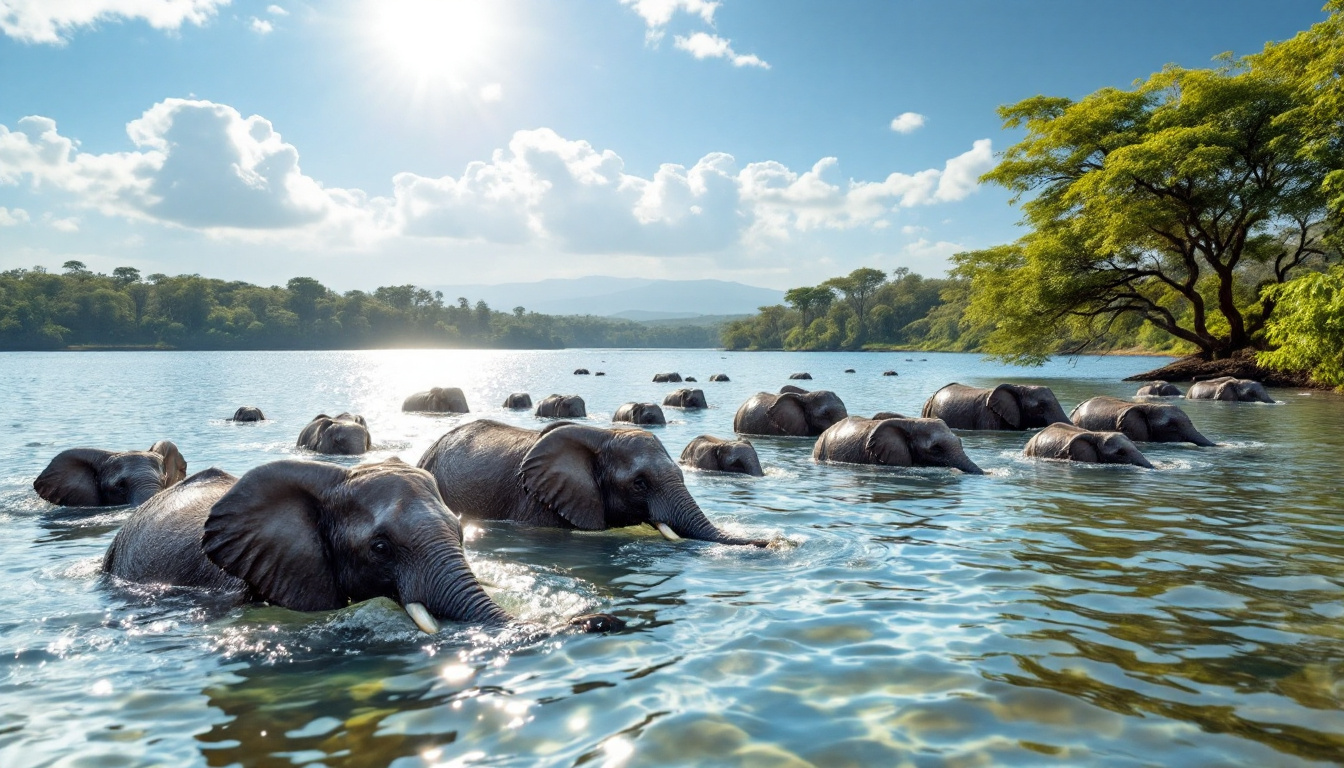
[
  {"left": 673, "top": 31, "right": 768, "bottom": 68},
  {"left": 0, "top": 206, "right": 29, "bottom": 225},
  {"left": 249, "top": 16, "right": 272, "bottom": 34},
  {"left": 0, "top": 0, "right": 229, "bottom": 44},
  {"left": 933, "top": 138, "right": 994, "bottom": 202},
  {"left": 900, "top": 224, "right": 927, "bottom": 235},
  {"left": 479, "top": 83, "right": 503, "bottom": 102},
  {"left": 889, "top": 112, "right": 925, "bottom": 134},
  {"left": 620, "top": 0, "right": 718, "bottom": 42},
  {"left": 48, "top": 214, "right": 79, "bottom": 232},
  {"left": 266, "top": 4, "right": 287, "bottom": 15}
]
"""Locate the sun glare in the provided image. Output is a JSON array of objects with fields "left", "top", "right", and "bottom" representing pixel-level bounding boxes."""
[{"left": 371, "top": 0, "right": 498, "bottom": 81}]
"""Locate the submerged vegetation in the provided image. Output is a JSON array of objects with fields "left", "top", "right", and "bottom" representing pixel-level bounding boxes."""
[{"left": 0, "top": 265, "right": 721, "bottom": 350}]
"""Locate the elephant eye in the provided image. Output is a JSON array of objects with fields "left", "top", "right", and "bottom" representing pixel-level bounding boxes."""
[
  {"left": 371, "top": 539, "right": 392, "bottom": 558},
  {"left": 633, "top": 476, "right": 649, "bottom": 492}
]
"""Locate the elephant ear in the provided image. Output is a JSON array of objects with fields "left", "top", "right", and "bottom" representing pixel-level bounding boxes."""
[
  {"left": 986, "top": 385, "right": 1022, "bottom": 428},
  {"left": 866, "top": 420, "right": 913, "bottom": 466},
  {"left": 203, "top": 460, "right": 349, "bottom": 611},
  {"left": 519, "top": 424, "right": 608, "bottom": 530},
  {"left": 149, "top": 440, "right": 187, "bottom": 485},
  {"left": 1066, "top": 434, "right": 1100, "bottom": 463},
  {"left": 1116, "top": 407, "right": 1151, "bottom": 441},
  {"left": 33, "top": 448, "right": 113, "bottom": 505},
  {"left": 766, "top": 393, "right": 810, "bottom": 434}
]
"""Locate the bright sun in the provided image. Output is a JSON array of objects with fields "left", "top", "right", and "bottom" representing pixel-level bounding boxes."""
[{"left": 370, "top": 0, "right": 498, "bottom": 80}]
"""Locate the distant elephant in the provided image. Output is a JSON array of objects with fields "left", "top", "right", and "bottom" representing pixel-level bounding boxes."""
[
  {"left": 1070, "top": 396, "right": 1214, "bottom": 446},
  {"left": 789, "top": 373, "right": 812, "bottom": 380},
  {"left": 709, "top": 374, "right": 730, "bottom": 382},
  {"left": 1024, "top": 424, "right": 1154, "bottom": 468},
  {"left": 1186, "top": 376, "right": 1274, "bottom": 403},
  {"left": 734, "top": 387, "right": 849, "bottom": 437},
  {"left": 34, "top": 440, "right": 188, "bottom": 507},
  {"left": 844, "top": 369, "right": 855, "bottom": 373},
  {"left": 574, "top": 369, "right": 590, "bottom": 375},
  {"left": 297, "top": 413, "right": 371, "bottom": 455},
  {"left": 1136, "top": 381, "right": 1182, "bottom": 397},
  {"left": 228, "top": 406, "right": 265, "bottom": 422},
  {"left": 684, "top": 377, "right": 697, "bottom": 382},
  {"left": 595, "top": 372, "right": 606, "bottom": 376},
  {"left": 503, "top": 393, "right": 533, "bottom": 409},
  {"left": 663, "top": 388, "right": 708, "bottom": 409},
  {"left": 921, "top": 383, "right": 1071, "bottom": 430},
  {"left": 613, "top": 402, "right": 667, "bottom": 426},
  {"left": 883, "top": 370, "right": 898, "bottom": 377},
  {"left": 402, "top": 387, "right": 469, "bottom": 414},
  {"left": 813, "top": 416, "right": 984, "bottom": 474},
  {"left": 536, "top": 395, "right": 587, "bottom": 418},
  {"left": 872, "top": 411, "right": 905, "bottom": 420},
  {"left": 679, "top": 436, "right": 763, "bottom": 476},
  {"left": 779, "top": 384, "right": 809, "bottom": 395},
  {"left": 102, "top": 459, "right": 618, "bottom": 634},
  {"left": 653, "top": 373, "right": 683, "bottom": 383},
  {"left": 418, "top": 420, "right": 767, "bottom": 546}
]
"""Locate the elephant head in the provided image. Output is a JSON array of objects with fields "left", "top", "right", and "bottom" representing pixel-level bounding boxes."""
[
  {"left": 519, "top": 424, "right": 766, "bottom": 546},
  {"left": 1136, "top": 381, "right": 1182, "bottom": 397},
  {"left": 815, "top": 417, "right": 984, "bottom": 473},
  {"left": 1063, "top": 430, "right": 1154, "bottom": 468},
  {"left": 663, "top": 388, "right": 708, "bottom": 409},
  {"left": 652, "top": 373, "right": 683, "bottom": 383},
  {"left": 34, "top": 440, "right": 187, "bottom": 507},
  {"left": 1188, "top": 377, "right": 1274, "bottom": 403},
  {"left": 708, "top": 374, "right": 730, "bottom": 382},
  {"left": 536, "top": 395, "right": 587, "bottom": 418},
  {"left": 503, "top": 392, "right": 533, "bottom": 410},
  {"left": 679, "top": 435, "right": 764, "bottom": 476},
  {"left": 298, "top": 413, "right": 372, "bottom": 455},
  {"left": 203, "top": 458, "right": 511, "bottom": 632},
  {"left": 229, "top": 406, "right": 265, "bottom": 422},
  {"left": 613, "top": 402, "right": 667, "bottom": 426},
  {"left": 404, "top": 387, "right": 469, "bottom": 413},
  {"left": 986, "top": 384, "right": 1071, "bottom": 429},
  {"left": 1071, "top": 397, "right": 1214, "bottom": 446},
  {"left": 768, "top": 389, "right": 848, "bottom": 435}
]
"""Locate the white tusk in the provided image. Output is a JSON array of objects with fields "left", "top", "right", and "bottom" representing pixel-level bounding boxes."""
[
  {"left": 656, "top": 523, "right": 682, "bottom": 541},
  {"left": 405, "top": 602, "right": 440, "bottom": 634}
]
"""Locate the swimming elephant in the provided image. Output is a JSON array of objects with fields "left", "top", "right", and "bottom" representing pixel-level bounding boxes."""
[
  {"left": 34, "top": 440, "right": 188, "bottom": 507},
  {"left": 921, "top": 383, "right": 1071, "bottom": 430},
  {"left": 663, "top": 388, "right": 708, "bottom": 409},
  {"left": 613, "top": 402, "right": 667, "bottom": 426},
  {"left": 789, "top": 373, "right": 813, "bottom": 380},
  {"left": 297, "top": 413, "right": 371, "bottom": 455},
  {"left": 882, "top": 370, "right": 898, "bottom": 377},
  {"left": 574, "top": 369, "right": 590, "bottom": 375},
  {"left": 228, "top": 406, "right": 265, "bottom": 422},
  {"left": 417, "top": 420, "right": 767, "bottom": 546},
  {"left": 1024, "top": 424, "right": 1154, "bottom": 468},
  {"left": 102, "top": 459, "right": 618, "bottom": 634},
  {"left": 536, "top": 395, "right": 587, "bottom": 418},
  {"left": 653, "top": 373, "right": 683, "bottom": 383},
  {"left": 503, "top": 393, "right": 533, "bottom": 409},
  {"left": 734, "top": 387, "right": 849, "bottom": 437},
  {"left": 1070, "top": 396, "right": 1214, "bottom": 446},
  {"left": 812, "top": 416, "right": 984, "bottom": 474},
  {"left": 402, "top": 387, "right": 469, "bottom": 414},
  {"left": 678, "top": 436, "right": 764, "bottom": 476},
  {"left": 709, "top": 374, "right": 730, "bottom": 382},
  {"left": 1186, "top": 376, "right": 1275, "bottom": 403},
  {"left": 684, "top": 377, "right": 696, "bottom": 382},
  {"left": 844, "top": 369, "right": 855, "bottom": 373},
  {"left": 1136, "top": 381, "right": 1182, "bottom": 397}
]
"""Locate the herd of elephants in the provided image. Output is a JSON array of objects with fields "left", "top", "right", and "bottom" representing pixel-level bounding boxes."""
[{"left": 28, "top": 368, "right": 1276, "bottom": 638}]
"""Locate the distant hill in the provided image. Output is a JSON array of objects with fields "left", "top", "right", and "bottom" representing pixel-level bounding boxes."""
[{"left": 430, "top": 277, "right": 784, "bottom": 317}]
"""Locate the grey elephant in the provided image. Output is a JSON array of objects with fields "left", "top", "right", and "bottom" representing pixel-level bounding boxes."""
[
  {"left": 733, "top": 386, "right": 848, "bottom": 437},
  {"left": 812, "top": 416, "right": 984, "bottom": 474},
  {"left": 1187, "top": 376, "right": 1275, "bottom": 403},
  {"left": 883, "top": 370, "right": 898, "bottom": 377},
  {"left": 297, "top": 413, "right": 372, "bottom": 455},
  {"left": 1070, "top": 396, "right": 1214, "bottom": 446},
  {"left": 34, "top": 440, "right": 188, "bottom": 507},
  {"left": 663, "top": 388, "right": 708, "bottom": 409},
  {"left": 709, "top": 374, "right": 730, "bottom": 382},
  {"left": 403, "top": 387, "right": 469, "bottom": 414},
  {"left": 228, "top": 407, "right": 265, "bottom": 422},
  {"left": 679, "top": 436, "right": 763, "bottom": 476},
  {"left": 1136, "top": 381, "right": 1182, "bottom": 397},
  {"left": 921, "top": 383, "right": 1071, "bottom": 430},
  {"left": 1024, "top": 424, "right": 1154, "bottom": 468},
  {"left": 574, "top": 369, "right": 590, "bottom": 375},
  {"left": 536, "top": 394, "right": 587, "bottom": 418},
  {"left": 653, "top": 373, "right": 683, "bottom": 383},
  {"left": 613, "top": 402, "right": 667, "bottom": 426},
  {"left": 503, "top": 393, "right": 533, "bottom": 409},
  {"left": 789, "top": 373, "right": 812, "bottom": 380},
  {"left": 102, "top": 459, "right": 619, "bottom": 634},
  {"left": 418, "top": 420, "right": 767, "bottom": 546}
]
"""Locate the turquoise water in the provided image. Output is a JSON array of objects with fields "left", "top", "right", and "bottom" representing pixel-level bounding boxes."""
[{"left": 1, "top": 349, "right": 1342, "bottom": 767}]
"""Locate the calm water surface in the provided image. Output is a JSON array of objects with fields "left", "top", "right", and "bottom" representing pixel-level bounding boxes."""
[{"left": 1, "top": 349, "right": 1342, "bottom": 767}]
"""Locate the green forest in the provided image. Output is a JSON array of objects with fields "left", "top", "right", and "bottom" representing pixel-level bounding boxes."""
[{"left": 0, "top": 264, "right": 720, "bottom": 350}]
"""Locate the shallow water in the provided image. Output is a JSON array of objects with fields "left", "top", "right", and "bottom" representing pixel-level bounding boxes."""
[{"left": 1, "top": 349, "right": 1342, "bottom": 767}]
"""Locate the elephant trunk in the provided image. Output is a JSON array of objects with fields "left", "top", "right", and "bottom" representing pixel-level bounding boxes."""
[
  {"left": 400, "top": 550, "right": 511, "bottom": 632},
  {"left": 1187, "top": 429, "right": 1216, "bottom": 447},
  {"left": 950, "top": 453, "right": 986, "bottom": 475},
  {"left": 649, "top": 486, "right": 768, "bottom": 547}
]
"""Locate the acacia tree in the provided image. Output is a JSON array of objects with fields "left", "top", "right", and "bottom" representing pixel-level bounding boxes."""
[
  {"left": 959, "top": 47, "right": 1338, "bottom": 362},
  {"left": 823, "top": 267, "right": 887, "bottom": 347}
]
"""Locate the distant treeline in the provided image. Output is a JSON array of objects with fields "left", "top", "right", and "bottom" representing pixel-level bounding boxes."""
[
  {"left": 721, "top": 267, "right": 1188, "bottom": 354},
  {"left": 0, "top": 263, "right": 720, "bottom": 350}
]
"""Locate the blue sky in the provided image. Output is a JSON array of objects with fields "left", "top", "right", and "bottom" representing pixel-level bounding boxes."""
[{"left": 0, "top": 0, "right": 1329, "bottom": 291}]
